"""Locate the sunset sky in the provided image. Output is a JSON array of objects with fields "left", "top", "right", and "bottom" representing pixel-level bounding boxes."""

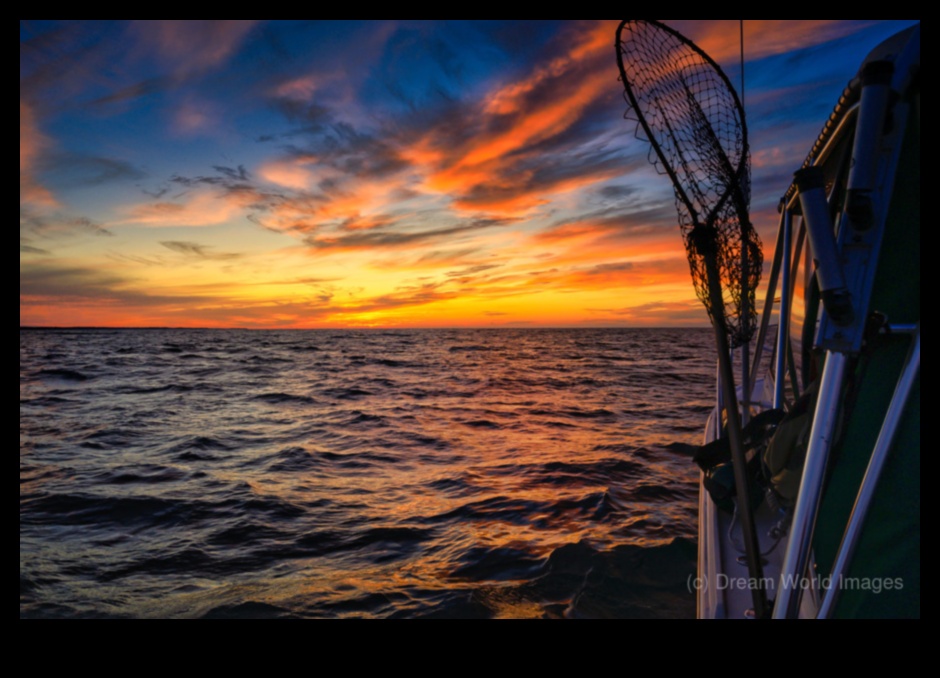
[{"left": 20, "top": 20, "right": 917, "bottom": 328}]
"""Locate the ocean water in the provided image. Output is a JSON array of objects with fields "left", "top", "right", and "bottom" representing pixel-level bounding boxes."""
[{"left": 20, "top": 327, "right": 714, "bottom": 618}]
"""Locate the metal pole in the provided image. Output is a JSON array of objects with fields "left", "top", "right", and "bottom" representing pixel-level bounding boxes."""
[
  {"left": 845, "top": 61, "right": 894, "bottom": 232},
  {"left": 773, "top": 350, "right": 849, "bottom": 618},
  {"left": 741, "top": 338, "right": 750, "bottom": 424},
  {"left": 716, "top": 357, "right": 724, "bottom": 419},
  {"left": 817, "top": 328, "right": 919, "bottom": 618},
  {"left": 750, "top": 209, "right": 786, "bottom": 393},
  {"left": 795, "top": 167, "right": 854, "bottom": 326},
  {"left": 786, "top": 223, "right": 806, "bottom": 398},
  {"left": 774, "top": 210, "right": 793, "bottom": 409},
  {"left": 736, "top": 201, "right": 753, "bottom": 425},
  {"left": 702, "top": 247, "right": 767, "bottom": 618},
  {"left": 738, "top": 19, "right": 750, "bottom": 425},
  {"left": 751, "top": 212, "right": 783, "bottom": 394}
]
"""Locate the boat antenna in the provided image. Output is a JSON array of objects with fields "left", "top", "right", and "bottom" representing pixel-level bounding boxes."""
[
  {"left": 740, "top": 20, "right": 745, "bottom": 110},
  {"left": 615, "top": 19, "right": 767, "bottom": 617},
  {"left": 738, "top": 18, "right": 749, "bottom": 425}
]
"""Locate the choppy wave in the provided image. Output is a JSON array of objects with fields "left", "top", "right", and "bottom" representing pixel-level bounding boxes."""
[{"left": 20, "top": 327, "right": 711, "bottom": 618}]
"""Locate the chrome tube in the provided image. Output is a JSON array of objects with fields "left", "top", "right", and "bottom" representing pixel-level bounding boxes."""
[
  {"left": 750, "top": 210, "right": 786, "bottom": 390},
  {"left": 716, "top": 358, "right": 724, "bottom": 419},
  {"left": 795, "top": 167, "right": 854, "bottom": 326},
  {"left": 773, "top": 351, "right": 849, "bottom": 618},
  {"left": 741, "top": 343, "right": 750, "bottom": 425},
  {"left": 785, "top": 223, "right": 806, "bottom": 398},
  {"left": 781, "top": 103, "right": 860, "bottom": 215},
  {"left": 846, "top": 61, "right": 894, "bottom": 232},
  {"left": 817, "top": 328, "right": 920, "bottom": 618},
  {"left": 773, "top": 210, "right": 793, "bottom": 409}
]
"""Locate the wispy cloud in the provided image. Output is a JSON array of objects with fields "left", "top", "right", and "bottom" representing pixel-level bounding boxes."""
[
  {"left": 302, "top": 218, "right": 515, "bottom": 252},
  {"left": 160, "top": 240, "right": 240, "bottom": 260},
  {"left": 42, "top": 152, "right": 145, "bottom": 188},
  {"left": 20, "top": 101, "right": 57, "bottom": 208},
  {"left": 123, "top": 188, "right": 252, "bottom": 227},
  {"left": 20, "top": 240, "right": 50, "bottom": 255},
  {"left": 589, "top": 298, "right": 708, "bottom": 325},
  {"left": 70, "top": 217, "right": 114, "bottom": 237},
  {"left": 131, "top": 20, "right": 259, "bottom": 79},
  {"left": 20, "top": 260, "right": 245, "bottom": 327},
  {"left": 172, "top": 99, "right": 218, "bottom": 135},
  {"left": 678, "top": 20, "right": 878, "bottom": 64},
  {"left": 20, "top": 210, "right": 114, "bottom": 241}
]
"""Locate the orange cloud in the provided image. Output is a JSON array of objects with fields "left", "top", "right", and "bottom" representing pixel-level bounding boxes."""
[
  {"left": 409, "top": 22, "right": 616, "bottom": 217},
  {"left": 464, "top": 70, "right": 609, "bottom": 169},
  {"left": 123, "top": 188, "right": 251, "bottom": 227},
  {"left": 667, "top": 20, "right": 870, "bottom": 65},
  {"left": 533, "top": 215, "right": 680, "bottom": 257},
  {"left": 261, "top": 174, "right": 415, "bottom": 237},
  {"left": 259, "top": 159, "right": 316, "bottom": 191},
  {"left": 249, "top": 21, "right": 628, "bottom": 252},
  {"left": 316, "top": 175, "right": 410, "bottom": 223},
  {"left": 19, "top": 100, "right": 57, "bottom": 208}
]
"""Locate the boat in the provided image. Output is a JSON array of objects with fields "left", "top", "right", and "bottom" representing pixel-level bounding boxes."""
[
  {"left": 617, "top": 21, "right": 920, "bottom": 618},
  {"left": 700, "top": 23, "right": 920, "bottom": 619}
]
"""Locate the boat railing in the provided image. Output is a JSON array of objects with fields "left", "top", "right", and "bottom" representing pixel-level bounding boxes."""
[{"left": 742, "top": 24, "right": 920, "bottom": 618}]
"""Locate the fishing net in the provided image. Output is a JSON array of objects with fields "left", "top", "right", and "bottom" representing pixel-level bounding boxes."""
[{"left": 616, "top": 20, "right": 762, "bottom": 348}]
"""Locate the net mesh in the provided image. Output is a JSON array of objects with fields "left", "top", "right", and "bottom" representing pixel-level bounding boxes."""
[{"left": 616, "top": 20, "right": 762, "bottom": 348}]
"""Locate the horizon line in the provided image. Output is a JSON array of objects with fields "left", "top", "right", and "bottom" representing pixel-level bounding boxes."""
[{"left": 20, "top": 324, "right": 714, "bottom": 331}]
